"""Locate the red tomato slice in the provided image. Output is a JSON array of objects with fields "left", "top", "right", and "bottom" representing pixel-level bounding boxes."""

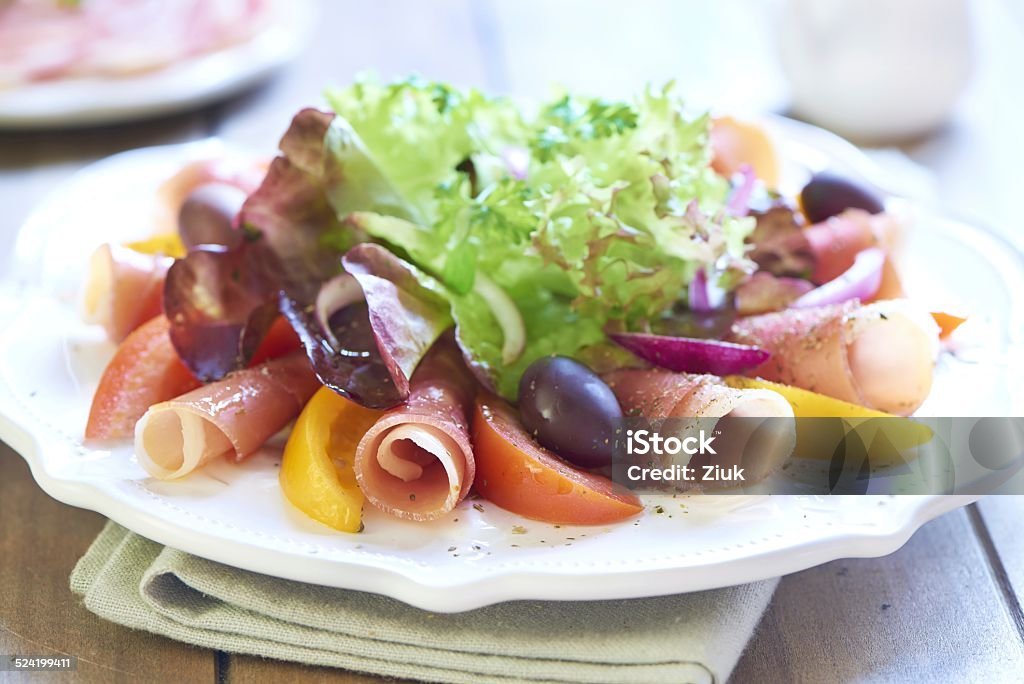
[
  {"left": 931, "top": 311, "right": 967, "bottom": 339},
  {"left": 472, "top": 395, "right": 643, "bottom": 525},
  {"left": 85, "top": 315, "right": 200, "bottom": 441},
  {"left": 249, "top": 316, "right": 302, "bottom": 366},
  {"left": 86, "top": 314, "right": 302, "bottom": 442}
]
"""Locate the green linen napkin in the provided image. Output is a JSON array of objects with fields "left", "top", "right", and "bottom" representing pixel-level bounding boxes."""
[{"left": 71, "top": 522, "right": 777, "bottom": 684}]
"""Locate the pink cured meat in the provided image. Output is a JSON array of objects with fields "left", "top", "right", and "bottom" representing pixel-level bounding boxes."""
[
  {"left": 605, "top": 370, "right": 713, "bottom": 418},
  {"left": 728, "top": 299, "right": 937, "bottom": 415},
  {"left": 730, "top": 301, "right": 863, "bottom": 401},
  {"left": 83, "top": 243, "right": 171, "bottom": 342},
  {"left": 603, "top": 369, "right": 795, "bottom": 484},
  {"left": 604, "top": 369, "right": 793, "bottom": 420},
  {"left": 135, "top": 352, "right": 321, "bottom": 479},
  {"left": 355, "top": 338, "right": 477, "bottom": 521},
  {"left": 156, "top": 157, "right": 267, "bottom": 236},
  {"left": 804, "top": 209, "right": 900, "bottom": 284},
  {"left": 0, "top": 0, "right": 270, "bottom": 89}
]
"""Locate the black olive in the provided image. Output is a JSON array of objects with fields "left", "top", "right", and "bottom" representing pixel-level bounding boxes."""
[
  {"left": 800, "top": 172, "right": 884, "bottom": 224},
  {"left": 517, "top": 356, "right": 623, "bottom": 468},
  {"left": 178, "top": 183, "right": 247, "bottom": 251}
]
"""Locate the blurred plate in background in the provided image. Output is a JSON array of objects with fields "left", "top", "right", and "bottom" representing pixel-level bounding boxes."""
[{"left": 0, "top": 0, "right": 313, "bottom": 129}]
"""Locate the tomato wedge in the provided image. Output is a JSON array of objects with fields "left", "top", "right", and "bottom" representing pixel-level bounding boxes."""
[
  {"left": 250, "top": 316, "right": 302, "bottom": 366},
  {"left": 85, "top": 315, "right": 201, "bottom": 441},
  {"left": 710, "top": 116, "right": 780, "bottom": 189},
  {"left": 931, "top": 311, "right": 967, "bottom": 339},
  {"left": 87, "top": 313, "right": 301, "bottom": 442},
  {"left": 472, "top": 395, "right": 642, "bottom": 525}
]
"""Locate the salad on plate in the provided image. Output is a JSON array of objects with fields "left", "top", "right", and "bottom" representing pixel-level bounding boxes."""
[{"left": 80, "top": 77, "right": 962, "bottom": 533}]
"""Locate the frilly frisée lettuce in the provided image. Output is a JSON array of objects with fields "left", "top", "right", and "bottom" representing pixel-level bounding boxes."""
[{"left": 311, "top": 77, "right": 753, "bottom": 398}]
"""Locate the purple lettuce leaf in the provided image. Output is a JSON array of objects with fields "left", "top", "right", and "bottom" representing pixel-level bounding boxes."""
[
  {"left": 165, "top": 109, "right": 345, "bottom": 381},
  {"left": 163, "top": 246, "right": 280, "bottom": 382},
  {"left": 747, "top": 199, "right": 815, "bottom": 278},
  {"left": 281, "top": 244, "right": 453, "bottom": 409},
  {"left": 165, "top": 109, "right": 451, "bottom": 401},
  {"left": 238, "top": 108, "right": 354, "bottom": 302},
  {"left": 165, "top": 109, "right": 366, "bottom": 381}
]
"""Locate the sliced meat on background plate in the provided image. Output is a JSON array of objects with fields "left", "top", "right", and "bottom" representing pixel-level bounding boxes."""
[{"left": 0, "top": 0, "right": 270, "bottom": 88}]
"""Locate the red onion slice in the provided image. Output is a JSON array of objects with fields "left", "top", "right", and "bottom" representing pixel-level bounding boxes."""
[
  {"left": 688, "top": 268, "right": 729, "bottom": 313},
  {"left": 314, "top": 274, "right": 365, "bottom": 348},
  {"left": 792, "top": 247, "right": 885, "bottom": 309},
  {"left": 610, "top": 332, "right": 770, "bottom": 375},
  {"left": 726, "top": 164, "right": 756, "bottom": 217},
  {"left": 688, "top": 269, "right": 712, "bottom": 312},
  {"left": 501, "top": 146, "right": 530, "bottom": 180}
]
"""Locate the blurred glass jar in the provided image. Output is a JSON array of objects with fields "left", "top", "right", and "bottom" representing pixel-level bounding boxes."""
[{"left": 778, "top": 0, "right": 972, "bottom": 142}]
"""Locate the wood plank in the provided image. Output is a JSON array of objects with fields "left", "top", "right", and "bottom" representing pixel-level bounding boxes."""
[
  {"left": 0, "top": 448, "right": 217, "bottom": 684},
  {"left": 974, "top": 497, "right": 1024, "bottom": 635},
  {"left": 731, "top": 506, "right": 1024, "bottom": 683},
  {"left": 227, "top": 655, "right": 404, "bottom": 684},
  {"left": 212, "top": 0, "right": 493, "bottom": 150}
]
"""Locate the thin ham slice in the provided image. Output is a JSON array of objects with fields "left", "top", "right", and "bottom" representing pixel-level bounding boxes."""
[
  {"left": 135, "top": 352, "right": 320, "bottom": 479},
  {"left": 728, "top": 299, "right": 939, "bottom": 415},
  {"left": 0, "top": 0, "right": 271, "bottom": 89},
  {"left": 604, "top": 369, "right": 796, "bottom": 485},
  {"left": 735, "top": 271, "right": 814, "bottom": 315},
  {"left": 155, "top": 158, "right": 266, "bottom": 237},
  {"left": 83, "top": 243, "right": 170, "bottom": 342},
  {"left": 354, "top": 337, "right": 477, "bottom": 521},
  {"left": 804, "top": 209, "right": 900, "bottom": 284}
]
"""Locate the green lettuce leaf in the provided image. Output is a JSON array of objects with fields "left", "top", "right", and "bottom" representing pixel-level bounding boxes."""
[
  {"left": 315, "top": 78, "right": 754, "bottom": 398},
  {"left": 324, "top": 76, "right": 528, "bottom": 225}
]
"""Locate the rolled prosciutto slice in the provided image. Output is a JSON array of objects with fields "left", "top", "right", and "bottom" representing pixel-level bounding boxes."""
[
  {"left": 135, "top": 353, "right": 321, "bottom": 480},
  {"left": 155, "top": 158, "right": 266, "bottom": 236},
  {"left": 82, "top": 243, "right": 171, "bottom": 342},
  {"left": 604, "top": 370, "right": 796, "bottom": 485},
  {"left": 728, "top": 299, "right": 939, "bottom": 415},
  {"left": 355, "top": 338, "right": 477, "bottom": 521},
  {"left": 805, "top": 209, "right": 900, "bottom": 284}
]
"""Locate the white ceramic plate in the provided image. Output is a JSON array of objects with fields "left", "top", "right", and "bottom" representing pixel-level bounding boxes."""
[
  {"left": 1, "top": 123, "right": 1022, "bottom": 613},
  {"left": 0, "top": 0, "right": 313, "bottom": 129}
]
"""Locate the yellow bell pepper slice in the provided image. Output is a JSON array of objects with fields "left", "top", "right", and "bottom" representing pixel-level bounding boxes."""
[
  {"left": 125, "top": 233, "right": 186, "bottom": 258},
  {"left": 280, "top": 387, "right": 383, "bottom": 532},
  {"left": 724, "top": 376, "right": 933, "bottom": 466},
  {"left": 725, "top": 376, "right": 891, "bottom": 418}
]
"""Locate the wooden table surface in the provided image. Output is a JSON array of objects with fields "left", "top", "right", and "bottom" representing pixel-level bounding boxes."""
[{"left": 2, "top": 2, "right": 1023, "bottom": 682}]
